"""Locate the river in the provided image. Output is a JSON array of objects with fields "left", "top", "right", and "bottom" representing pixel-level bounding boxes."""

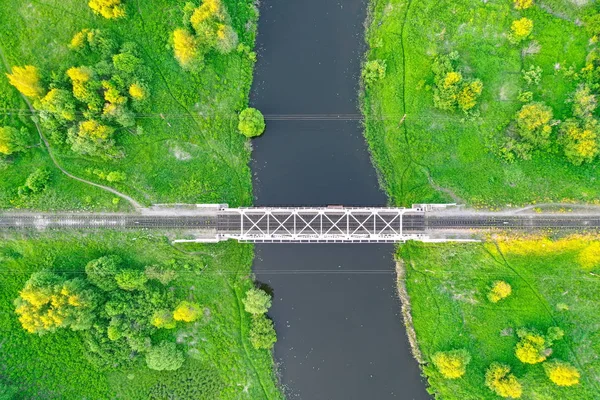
[{"left": 249, "top": 0, "right": 429, "bottom": 398}]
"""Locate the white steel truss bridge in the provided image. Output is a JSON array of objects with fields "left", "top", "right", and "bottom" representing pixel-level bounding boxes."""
[{"left": 217, "top": 207, "right": 428, "bottom": 243}]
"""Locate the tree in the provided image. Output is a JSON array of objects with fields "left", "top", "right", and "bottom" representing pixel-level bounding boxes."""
[
  {"left": 485, "top": 362, "right": 523, "bottom": 398},
  {"left": 543, "top": 360, "right": 580, "bottom": 387},
  {"left": 145, "top": 341, "right": 185, "bottom": 371},
  {"left": 85, "top": 255, "right": 121, "bottom": 291},
  {"left": 0, "top": 126, "right": 27, "bottom": 156},
  {"left": 39, "top": 89, "right": 77, "bottom": 122},
  {"left": 514, "top": 101, "right": 554, "bottom": 155},
  {"left": 431, "top": 349, "right": 471, "bottom": 379},
  {"left": 514, "top": 0, "right": 533, "bottom": 10},
  {"left": 572, "top": 85, "right": 597, "bottom": 119},
  {"left": 242, "top": 288, "right": 272, "bottom": 315},
  {"left": 249, "top": 315, "right": 277, "bottom": 350},
  {"left": 432, "top": 52, "right": 483, "bottom": 113},
  {"left": 67, "top": 119, "right": 117, "bottom": 159},
  {"left": 238, "top": 108, "right": 265, "bottom": 138},
  {"left": 88, "top": 0, "right": 126, "bottom": 19},
  {"left": 487, "top": 281, "right": 512, "bottom": 303},
  {"left": 173, "top": 300, "right": 201, "bottom": 322},
  {"left": 559, "top": 119, "right": 599, "bottom": 166},
  {"left": 515, "top": 327, "right": 562, "bottom": 364},
  {"left": 151, "top": 309, "right": 177, "bottom": 329},
  {"left": 173, "top": 28, "right": 201, "bottom": 70},
  {"left": 189, "top": 0, "right": 237, "bottom": 53},
  {"left": 457, "top": 80, "right": 483, "bottom": 112},
  {"left": 25, "top": 168, "right": 51, "bottom": 193},
  {"left": 129, "top": 82, "right": 148, "bottom": 101},
  {"left": 6, "top": 65, "right": 45, "bottom": 98},
  {"left": 510, "top": 18, "right": 533, "bottom": 43},
  {"left": 115, "top": 269, "right": 148, "bottom": 291},
  {"left": 14, "top": 271, "right": 98, "bottom": 334},
  {"left": 362, "top": 60, "right": 386, "bottom": 85}
]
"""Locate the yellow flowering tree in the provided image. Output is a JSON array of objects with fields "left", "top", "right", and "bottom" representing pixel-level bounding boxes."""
[
  {"left": 515, "top": 327, "right": 563, "bottom": 364},
  {"left": 88, "top": 0, "right": 126, "bottom": 19},
  {"left": 543, "top": 360, "right": 580, "bottom": 387},
  {"left": 129, "top": 82, "right": 148, "bottom": 101},
  {"left": 485, "top": 362, "right": 523, "bottom": 398},
  {"left": 510, "top": 18, "right": 534, "bottom": 43},
  {"left": 173, "top": 28, "right": 201, "bottom": 70},
  {"left": 514, "top": 0, "right": 533, "bottom": 10},
  {"left": 151, "top": 309, "right": 177, "bottom": 329},
  {"left": 432, "top": 52, "right": 483, "bottom": 113},
  {"left": 559, "top": 119, "right": 599, "bottom": 166},
  {"left": 173, "top": 301, "right": 201, "bottom": 322},
  {"left": 6, "top": 65, "right": 45, "bottom": 98},
  {"left": 431, "top": 349, "right": 471, "bottom": 379},
  {"left": 487, "top": 280, "right": 512, "bottom": 303}
]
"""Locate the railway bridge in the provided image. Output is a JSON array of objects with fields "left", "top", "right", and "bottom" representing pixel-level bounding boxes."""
[{"left": 2, "top": 204, "right": 600, "bottom": 243}]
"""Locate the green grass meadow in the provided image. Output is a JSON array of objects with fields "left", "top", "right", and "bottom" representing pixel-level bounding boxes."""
[
  {"left": 0, "top": 0, "right": 257, "bottom": 210},
  {"left": 363, "top": 0, "right": 600, "bottom": 208},
  {"left": 399, "top": 238, "right": 600, "bottom": 399},
  {"left": 0, "top": 231, "right": 281, "bottom": 399}
]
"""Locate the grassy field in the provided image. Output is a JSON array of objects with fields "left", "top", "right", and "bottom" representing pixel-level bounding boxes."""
[
  {"left": 0, "top": 230, "right": 281, "bottom": 399},
  {"left": 0, "top": 0, "right": 257, "bottom": 210},
  {"left": 363, "top": 0, "right": 600, "bottom": 208},
  {"left": 399, "top": 238, "right": 600, "bottom": 399}
]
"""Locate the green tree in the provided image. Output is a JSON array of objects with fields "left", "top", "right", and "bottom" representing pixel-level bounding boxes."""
[
  {"left": 362, "top": 60, "right": 386, "bottom": 85},
  {"left": 431, "top": 349, "right": 471, "bottom": 379},
  {"left": 145, "top": 341, "right": 185, "bottom": 371},
  {"left": 242, "top": 288, "right": 272, "bottom": 315},
  {"left": 485, "top": 362, "right": 522, "bottom": 398},
  {"left": 249, "top": 314, "right": 277, "bottom": 350},
  {"left": 115, "top": 269, "right": 148, "bottom": 291},
  {"left": 559, "top": 118, "right": 599, "bottom": 166},
  {"left": 238, "top": 108, "right": 265, "bottom": 138},
  {"left": 85, "top": 255, "right": 121, "bottom": 291},
  {"left": 0, "top": 126, "right": 28, "bottom": 156},
  {"left": 25, "top": 168, "right": 51, "bottom": 193}
]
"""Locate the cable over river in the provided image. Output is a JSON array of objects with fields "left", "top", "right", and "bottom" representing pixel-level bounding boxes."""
[{"left": 249, "top": 0, "right": 430, "bottom": 398}]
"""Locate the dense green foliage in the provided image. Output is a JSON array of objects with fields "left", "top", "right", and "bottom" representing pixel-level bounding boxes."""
[
  {"left": 238, "top": 107, "right": 266, "bottom": 138},
  {"left": 399, "top": 239, "right": 600, "bottom": 399},
  {"left": 363, "top": 0, "right": 600, "bottom": 207},
  {"left": 0, "top": 0, "right": 259, "bottom": 210},
  {"left": 0, "top": 231, "right": 281, "bottom": 399}
]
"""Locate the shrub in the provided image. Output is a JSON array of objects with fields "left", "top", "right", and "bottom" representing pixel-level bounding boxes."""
[
  {"left": 242, "top": 288, "right": 272, "bottom": 315},
  {"left": 522, "top": 65, "right": 542, "bottom": 86},
  {"left": 559, "top": 119, "right": 599, "bottom": 166},
  {"left": 173, "top": 300, "right": 201, "bottom": 322},
  {"left": 6, "top": 65, "right": 45, "bottom": 98},
  {"left": 431, "top": 349, "right": 471, "bottom": 379},
  {"left": 0, "top": 126, "right": 27, "bottom": 156},
  {"left": 249, "top": 314, "right": 277, "bottom": 350},
  {"left": 485, "top": 362, "right": 522, "bottom": 398},
  {"left": 509, "top": 101, "right": 554, "bottom": 158},
  {"left": 514, "top": 0, "right": 533, "bottom": 10},
  {"left": 457, "top": 80, "right": 483, "bottom": 112},
  {"left": 238, "top": 107, "right": 266, "bottom": 137},
  {"left": 88, "top": 0, "right": 126, "bottom": 19},
  {"left": 362, "top": 60, "right": 386, "bottom": 85},
  {"left": 115, "top": 269, "right": 147, "bottom": 291},
  {"left": 517, "top": 91, "right": 533, "bottom": 103},
  {"left": 510, "top": 18, "right": 534, "bottom": 43},
  {"left": 25, "top": 168, "right": 51, "bottom": 193},
  {"left": 487, "top": 281, "right": 512, "bottom": 303},
  {"left": 151, "top": 309, "right": 176, "bottom": 329},
  {"left": 85, "top": 255, "right": 121, "bottom": 291},
  {"left": 543, "top": 360, "right": 580, "bottom": 386},
  {"left": 572, "top": 84, "right": 597, "bottom": 119},
  {"left": 145, "top": 341, "right": 185, "bottom": 371},
  {"left": 144, "top": 265, "right": 177, "bottom": 285}
]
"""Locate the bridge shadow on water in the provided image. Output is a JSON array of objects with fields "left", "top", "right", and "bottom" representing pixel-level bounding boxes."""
[{"left": 249, "top": 0, "right": 429, "bottom": 398}]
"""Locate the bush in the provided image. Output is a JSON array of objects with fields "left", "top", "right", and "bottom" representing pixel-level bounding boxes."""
[
  {"left": 572, "top": 84, "right": 597, "bottom": 119},
  {"left": 543, "top": 360, "right": 580, "bottom": 386},
  {"left": 485, "top": 362, "right": 522, "bottom": 398},
  {"left": 6, "top": 65, "right": 45, "bottom": 98},
  {"left": 487, "top": 281, "right": 512, "bottom": 303},
  {"left": 85, "top": 255, "right": 121, "bottom": 291},
  {"left": 431, "top": 349, "right": 471, "bottom": 379},
  {"left": 115, "top": 269, "right": 148, "bottom": 291},
  {"left": 88, "top": 0, "right": 126, "bottom": 19},
  {"left": 242, "top": 288, "right": 272, "bottom": 315},
  {"left": 514, "top": 0, "right": 533, "bottom": 10},
  {"left": 238, "top": 107, "right": 266, "bottom": 138},
  {"left": 249, "top": 314, "right": 277, "bottom": 350},
  {"left": 144, "top": 265, "right": 177, "bottom": 285},
  {"left": 510, "top": 18, "right": 534, "bottom": 43},
  {"left": 25, "top": 168, "right": 51, "bottom": 193},
  {"left": 173, "top": 300, "right": 201, "bottom": 322},
  {"left": 145, "top": 341, "right": 185, "bottom": 371},
  {"left": 522, "top": 65, "right": 542, "bottom": 86},
  {"left": 362, "top": 60, "right": 386, "bottom": 85},
  {"left": 505, "top": 102, "right": 554, "bottom": 159}
]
